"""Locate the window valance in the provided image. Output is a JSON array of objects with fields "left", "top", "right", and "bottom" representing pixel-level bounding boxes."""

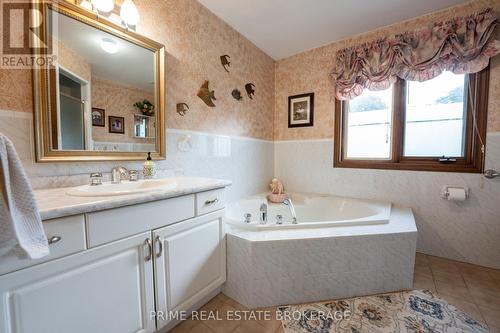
[{"left": 332, "top": 8, "right": 499, "bottom": 100}]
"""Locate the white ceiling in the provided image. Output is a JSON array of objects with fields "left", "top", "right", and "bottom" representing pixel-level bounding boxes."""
[
  {"left": 198, "top": 0, "right": 469, "bottom": 60},
  {"left": 50, "top": 10, "right": 155, "bottom": 91}
]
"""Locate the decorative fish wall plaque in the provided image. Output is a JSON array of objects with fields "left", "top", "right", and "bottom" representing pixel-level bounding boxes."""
[
  {"left": 231, "top": 89, "right": 243, "bottom": 101},
  {"left": 245, "top": 83, "right": 255, "bottom": 99},
  {"left": 220, "top": 55, "right": 231, "bottom": 72},
  {"left": 176, "top": 103, "right": 189, "bottom": 116},
  {"left": 197, "top": 81, "right": 216, "bottom": 107}
]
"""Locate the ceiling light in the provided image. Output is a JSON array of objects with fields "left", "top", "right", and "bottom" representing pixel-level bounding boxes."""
[
  {"left": 91, "top": 0, "right": 114, "bottom": 13},
  {"left": 120, "top": 0, "right": 139, "bottom": 26},
  {"left": 100, "top": 38, "right": 118, "bottom": 54},
  {"left": 79, "top": 0, "right": 93, "bottom": 11}
]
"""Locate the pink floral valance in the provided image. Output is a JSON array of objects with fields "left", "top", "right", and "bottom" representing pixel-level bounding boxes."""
[{"left": 332, "top": 8, "right": 500, "bottom": 100}]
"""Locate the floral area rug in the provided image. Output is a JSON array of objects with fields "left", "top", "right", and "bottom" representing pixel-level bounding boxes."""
[{"left": 278, "top": 289, "right": 489, "bottom": 333}]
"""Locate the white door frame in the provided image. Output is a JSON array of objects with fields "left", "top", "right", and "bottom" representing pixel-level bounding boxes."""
[{"left": 57, "top": 65, "right": 92, "bottom": 150}]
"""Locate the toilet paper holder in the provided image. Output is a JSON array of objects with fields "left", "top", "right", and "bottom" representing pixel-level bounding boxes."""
[{"left": 441, "top": 186, "right": 469, "bottom": 200}]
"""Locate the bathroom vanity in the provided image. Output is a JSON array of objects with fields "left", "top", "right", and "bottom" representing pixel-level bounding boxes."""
[
  {"left": 0, "top": 3, "right": 229, "bottom": 331},
  {"left": 0, "top": 176, "right": 230, "bottom": 333}
]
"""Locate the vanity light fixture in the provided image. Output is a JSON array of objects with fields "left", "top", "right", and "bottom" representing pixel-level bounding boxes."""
[
  {"left": 100, "top": 38, "right": 119, "bottom": 54},
  {"left": 79, "top": 0, "right": 93, "bottom": 11},
  {"left": 79, "top": 0, "right": 140, "bottom": 30},
  {"left": 91, "top": 0, "right": 114, "bottom": 13},
  {"left": 108, "top": 13, "right": 124, "bottom": 26},
  {"left": 120, "top": 0, "right": 140, "bottom": 26}
]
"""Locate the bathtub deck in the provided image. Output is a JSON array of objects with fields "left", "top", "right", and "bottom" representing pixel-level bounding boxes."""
[{"left": 223, "top": 205, "right": 417, "bottom": 308}]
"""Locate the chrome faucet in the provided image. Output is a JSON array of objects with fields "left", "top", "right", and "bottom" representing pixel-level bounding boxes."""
[
  {"left": 111, "top": 166, "right": 128, "bottom": 184},
  {"left": 283, "top": 198, "right": 298, "bottom": 224},
  {"left": 259, "top": 203, "right": 268, "bottom": 224}
]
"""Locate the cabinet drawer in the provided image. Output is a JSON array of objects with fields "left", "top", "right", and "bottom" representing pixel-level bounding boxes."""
[
  {"left": 0, "top": 215, "right": 86, "bottom": 276},
  {"left": 196, "top": 188, "right": 225, "bottom": 215},
  {"left": 86, "top": 195, "right": 195, "bottom": 247}
]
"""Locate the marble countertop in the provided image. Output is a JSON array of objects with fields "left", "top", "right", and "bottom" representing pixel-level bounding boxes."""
[{"left": 35, "top": 176, "right": 232, "bottom": 220}]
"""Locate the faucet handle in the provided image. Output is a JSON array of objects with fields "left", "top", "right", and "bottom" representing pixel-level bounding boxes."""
[
  {"left": 90, "top": 172, "right": 102, "bottom": 186},
  {"left": 276, "top": 214, "right": 283, "bottom": 225},
  {"left": 129, "top": 170, "right": 139, "bottom": 181}
]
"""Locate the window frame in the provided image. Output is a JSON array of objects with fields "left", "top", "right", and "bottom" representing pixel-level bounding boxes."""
[{"left": 333, "top": 67, "right": 489, "bottom": 173}]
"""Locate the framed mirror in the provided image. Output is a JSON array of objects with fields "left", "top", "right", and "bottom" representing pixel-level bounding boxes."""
[{"left": 33, "top": 1, "right": 165, "bottom": 162}]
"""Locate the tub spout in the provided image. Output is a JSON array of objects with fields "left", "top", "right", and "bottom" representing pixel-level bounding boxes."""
[
  {"left": 259, "top": 203, "right": 268, "bottom": 224},
  {"left": 283, "top": 198, "right": 298, "bottom": 224}
]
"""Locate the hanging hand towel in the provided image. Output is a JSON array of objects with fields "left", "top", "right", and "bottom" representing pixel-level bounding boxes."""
[{"left": 0, "top": 133, "right": 49, "bottom": 259}]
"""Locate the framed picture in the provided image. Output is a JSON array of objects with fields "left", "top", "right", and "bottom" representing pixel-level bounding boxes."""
[
  {"left": 91, "top": 108, "right": 105, "bottom": 127},
  {"left": 288, "top": 93, "right": 314, "bottom": 128},
  {"left": 108, "top": 116, "right": 125, "bottom": 134}
]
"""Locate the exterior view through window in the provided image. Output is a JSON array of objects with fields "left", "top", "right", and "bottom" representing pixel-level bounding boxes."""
[
  {"left": 345, "top": 87, "right": 393, "bottom": 159},
  {"left": 404, "top": 72, "right": 466, "bottom": 157},
  {"left": 334, "top": 68, "right": 489, "bottom": 173}
]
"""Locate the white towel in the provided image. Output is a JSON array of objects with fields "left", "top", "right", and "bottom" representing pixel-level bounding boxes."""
[{"left": 0, "top": 133, "right": 49, "bottom": 259}]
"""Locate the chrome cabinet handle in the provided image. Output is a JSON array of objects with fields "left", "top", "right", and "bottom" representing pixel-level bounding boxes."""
[
  {"left": 144, "top": 238, "right": 152, "bottom": 261},
  {"left": 155, "top": 236, "right": 163, "bottom": 258},
  {"left": 204, "top": 198, "right": 219, "bottom": 205},
  {"left": 48, "top": 236, "right": 62, "bottom": 245}
]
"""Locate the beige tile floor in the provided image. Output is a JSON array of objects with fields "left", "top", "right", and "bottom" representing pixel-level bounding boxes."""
[{"left": 171, "top": 253, "right": 500, "bottom": 333}]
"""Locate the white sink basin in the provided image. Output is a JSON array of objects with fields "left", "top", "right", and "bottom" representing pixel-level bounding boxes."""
[{"left": 66, "top": 179, "right": 177, "bottom": 197}]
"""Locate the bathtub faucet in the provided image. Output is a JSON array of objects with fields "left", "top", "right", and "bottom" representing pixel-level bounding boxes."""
[
  {"left": 259, "top": 203, "right": 268, "bottom": 224},
  {"left": 283, "top": 198, "right": 298, "bottom": 224}
]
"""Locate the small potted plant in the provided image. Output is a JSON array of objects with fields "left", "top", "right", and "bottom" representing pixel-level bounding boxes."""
[{"left": 133, "top": 99, "right": 155, "bottom": 116}]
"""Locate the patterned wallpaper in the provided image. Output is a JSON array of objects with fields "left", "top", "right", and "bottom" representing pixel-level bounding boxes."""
[
  {"left": 0, "top": 0, "right": 276, "bottom": 140},
  {"left": 274, "top": 0, "right": 500, "bottom": 141},
  {"left": 133, "top": 0, "right": 276, "bottom": 140},
  {"left": 0, "top": 0, "right": 497, "bottom": 142},
  {"left": 91, "top": 77, "right": 155, "bottom": 144}
]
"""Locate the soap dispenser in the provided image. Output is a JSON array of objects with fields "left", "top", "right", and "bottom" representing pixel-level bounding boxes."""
[{"left": 143, "top": 152, "right": 156, "bottom": 179}]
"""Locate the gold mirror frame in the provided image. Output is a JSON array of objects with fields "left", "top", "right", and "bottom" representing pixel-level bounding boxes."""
[{"left": 33, "top": 0, "right": 165, "bottom": 162}]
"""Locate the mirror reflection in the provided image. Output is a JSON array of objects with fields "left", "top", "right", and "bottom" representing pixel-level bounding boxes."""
[{"left": 48, "top": 8, "right": 157, "bottom": 152}]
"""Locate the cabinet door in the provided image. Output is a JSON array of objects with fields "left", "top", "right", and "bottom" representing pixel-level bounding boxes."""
[
  {"left": 153, "top": 210, "right": 226, "bottom": 329},
  {"left": 0, "top": 232, "right": 156, "bottom": 333}
]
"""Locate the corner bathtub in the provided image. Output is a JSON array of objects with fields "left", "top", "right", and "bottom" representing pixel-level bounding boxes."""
[
  {"left": 223, "top": 193, "right": 418, "bottom": 309},
  {"left": 226, "top": 193, "right": 391, "bottom": 230}
]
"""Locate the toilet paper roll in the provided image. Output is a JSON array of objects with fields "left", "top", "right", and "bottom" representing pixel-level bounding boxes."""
[{"left": 447, "top": 187, "right": 467, "bottom": 201}]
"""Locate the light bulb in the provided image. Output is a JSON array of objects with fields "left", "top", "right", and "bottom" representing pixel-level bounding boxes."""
[
  {"left": 100, "top": 38, "right": 118, "bottom": 54},
  {"left": 79, "top": 0, "right": 93, "bottom": 11},
  {"left": 91, "top": 0, "right": 114, "bottom": 13},
  {"left": 120, "top": 0, "right": 139, "bottom": 26},
  {"left": 108, "top": 13, "right": 123, "bottom": 26}
]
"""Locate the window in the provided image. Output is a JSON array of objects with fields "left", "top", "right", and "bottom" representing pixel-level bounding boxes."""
[
  {"left": 404, "top": 72, "right": 466, "bottom": 157},
  {"left": 345, "top": 87, "right": 393, "bottom": 159},
  {"left": 334, "top": 68, "right": 489, "bottom": 173}
]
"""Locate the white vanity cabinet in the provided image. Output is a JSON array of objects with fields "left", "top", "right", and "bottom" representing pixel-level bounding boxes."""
[
  {"left": 0, "top": 187, "right": 227, "bottom": 333},
  {"left": 0, "top": 232, "right": 156, "bottom": 333},
  {"left": 153, "top": 210, "right": 226, "bottom": 330}
]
